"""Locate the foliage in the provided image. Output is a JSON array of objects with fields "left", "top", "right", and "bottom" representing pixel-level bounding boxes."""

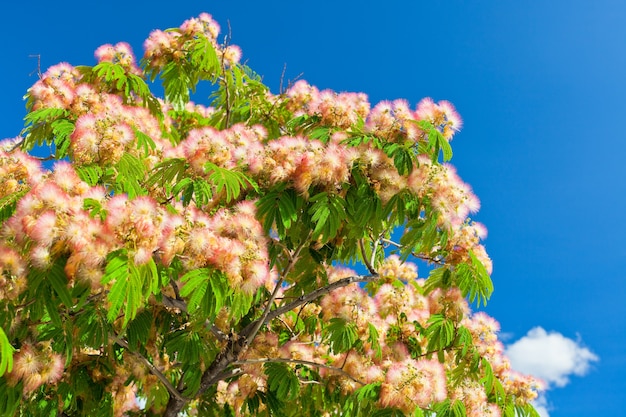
[{"left": 0, "top": 12, "right": 542, "bottom": 417}]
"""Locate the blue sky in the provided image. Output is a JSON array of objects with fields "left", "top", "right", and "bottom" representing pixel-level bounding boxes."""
[{"left": 1, "top": 1, "right": 624, "bottom": 415}]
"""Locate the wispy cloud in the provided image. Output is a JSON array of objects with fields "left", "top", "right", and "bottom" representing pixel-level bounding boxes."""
[{"left": 505, "top": 327, "right": 599, "bottom": 417}]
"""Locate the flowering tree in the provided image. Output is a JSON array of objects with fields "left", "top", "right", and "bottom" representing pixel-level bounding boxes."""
[{"left": 0, "top": 13, "right": 543, "bottom": 417}]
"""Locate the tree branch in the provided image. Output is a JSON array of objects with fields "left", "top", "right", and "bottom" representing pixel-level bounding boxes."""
[
  {"left": 239, "top": 236, "right": 309, "bottom": 344},
  {"left": 161, "top": 294, "right": 227, "bottom": 342},
  {"left": 113, "top": 335, "right": 186, "bottom": 403},
  {"left": 381, "top": 238, "right": 445, "bottom": 265},
  {"left": 242, "top": 273, "right": 379, "bottom": 338},
  {"left": 359, "top": 238, "right": 376, "bottom": 274},
  {"left": 234, "top": 357, "right": 366, "bottom": 386}
]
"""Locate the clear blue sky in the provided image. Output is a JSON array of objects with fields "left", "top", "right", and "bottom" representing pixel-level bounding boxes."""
[{"left": 1, "top": 1, "right": 624, "bottom": 415}]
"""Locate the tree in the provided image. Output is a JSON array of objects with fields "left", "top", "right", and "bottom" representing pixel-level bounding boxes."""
[{"left": 0, "top": 12, "right": 543, "bottom": 417}]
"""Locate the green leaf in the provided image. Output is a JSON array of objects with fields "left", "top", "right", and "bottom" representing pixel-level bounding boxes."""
[
  {"left": 44, "top": 294, "right": 63, "bottom": 327},
  {"left": 134, "top": 128, "right": 157, "bottom": 157},
  {"left": 51, "top": 118, "right": 75, "bottom": 158},
  {"left": 83, "top": 197, "right": 107, "bottom": 221},
  {"left": 323, "top": 318, "right": 358, "bottom": 354},
  {"left": 189, "top": 34, "right": 220, "bottom": 78},
  {"left": 180, "top": 268, "right": 229, "bottom": 320},
  {"left": 204, "top": 162, "right": 257, "bottom": 203},
  {"left": 161, "top": 61, "right": 192, "bottom": 110},
  {"left": 0, "top": 327, "right": 14, "bottom": 376},
  {"left": 264, "top": 362, "right": 300, "bottom": 401},
  {"left": 308, "top": 192, "right": 346, "bottom": 240},
  {"left": 451, "top": 399, "right": 467, "bottom": 417},
  {"left": 424, "top": 314, "right": 455, "bottom": 353},
  {"left": 146, "top": 158, "right": 189, "bottom": 188},
  {"left": 367, "top": 323, "right": 382, "bottom": 359},
  {"left": 343, "top": 382, "right": 381, "bottom": 417},
  {"left": 75, "top": 164, "right": 104, "bottom": 187},
  {"left": 456, "top": 251, "right": 493, "bottom": 307},
  {"left": 191, "top": 177, "right": 213, "bottom": 207},
  {"left": 116, "top": 152, "right": 146, "bottom": 198},
  {"left": 48, "top": 261, "right": 74, "bottom": 308},
  {"left": 0, "top": 188, "right": 28, "bottom": 223},
  {"left": 0, "top": 376, "right": 20, "bottom": 415},
  {"left": 481, "top": 358, "right": 495, "bottom": 395},
  {"left": 165, "top": 330, "right": 202, "bottom": 365},
  {"left": 256, "top": 187, "right": 298, "bottom": 238},
  {"left": 102, "top": 250, "right": 144, "bottom": 327}
]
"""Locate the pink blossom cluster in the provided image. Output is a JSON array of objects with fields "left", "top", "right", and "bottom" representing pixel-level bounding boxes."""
[
  {"left": 463, "top": 312, "right": 545, "bottom": 406},
  {"left": 7, "top": 342, "right": 64, "bottom": 394},
  {"left": 27, "top": 63, "right": 82, "bottom": 111},
  {"left": 153, "top": 112, "right": 491, "bottom": 274},
  {"left": 379, "top": 358, "right": 447, "bottom": 412},
  {"left": 407, "top": 158, "right": 480, "bottom": 228},
  {"left": 108, "top": 363, "right": 141, "bottom": 417},
  {"left": 286, "top": 80, "right": 370, "bottom": 129},
  {"left": 167, "top": 123, "right": 266, "bottom": 176},
  {"left": 415, "top": 97, "right": 463, "bottom": 140},
  {"left": 70, "top": 94, "right": 167, "bottom": 166},
  {"left": 0, "top": 244, "right": 27, "bottom": 300},
  {"left": 143, "top": 13, "right": 242, "bottom": 71},
  {"left": 177, "top": 201, "right": 271, "bottom": 293},
  {"left": 449, "top": 380, "right": 502, "bottom": 417},
  {"left": 94, "top": 42, "right": 142, "bottom": 75},
  {"left": 0, "top": 149, "right": 44, "bottom": 201},
  {"left": 252, "top": 136, "right": 358, "bottom": 195},
  {"left": 366, "top": 99, "right": 423, "bottom": 142},
  {"left": 2, "top": 162, "right": 109, "bottom": 287}
]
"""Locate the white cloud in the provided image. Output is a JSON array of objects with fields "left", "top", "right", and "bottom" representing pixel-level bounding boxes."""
[{"left": 505, "top": 327, "right": 599, "bottom": 388}]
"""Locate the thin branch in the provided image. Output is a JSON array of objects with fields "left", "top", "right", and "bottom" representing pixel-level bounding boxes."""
[
  {"left": 32, "top": 154, "right": 56, "bottom": 161},
  {"left": 170, "top": 280, "right": 182, "bottom": 300},
  {"left": 29, "top": 54, "right": 42, "bottom": 78},
  {"left": 279, "top": 63, "right": 288, "bottom": 95},
  {"left": 359, "top": 239, "right": 376, "bottom": 274},
  {"left": 240, "top": 236, "right": 309, "bottom": 344},
  {"left": 370, "top": 234, "right": 381, "bottom": 270},
  {"left": 113, "top": 335, "right": 186, "bottom": 402},
  {"left": 276, "top": 316, "right": 295, "bottom": 338},
  {"left": 1, "top": 137, "right": 25, "bottom": 152},
  {"left": 381, "top": 238, "right": 445, "bottom": 265},
  {"left": 234, "top": 357, "right": 366, "bottom": 386},
  {"left": 220, "top": 22, "right": 232, "bottom": 128},
  {"left": 249, "top": 273, "right": 379, "bottom": 331},
  {"left": 161, "top": 294, "right": 227, "bottom": 342},
  {"left": 161, "top": 294, "right": 186, "bottom": 311}
]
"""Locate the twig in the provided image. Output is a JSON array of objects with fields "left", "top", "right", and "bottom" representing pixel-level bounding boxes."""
[
  {"left": 359, "top": 238, "right": 376, "bottom": 274},
  {"left": 161, "top": 294, "right": 227, "bottom": 342},
  {"left": 381, "top": 238, "right": 445, "bottom": 265},
  {"left": 370, "top": 237, "right": 379, "bottom": 272},
  {"left": 239, "top": 235, "right": 310, "bottom": 344},
  {"left": 279, "top": 63, "right": 288, "bottom": 94},
  {"left": 220, "top": 22, "right": 232, "bottom": 128},
  {"left": 2, "top": 137, "right": 25, "bottom": 152},
  {"left": 113, "top": 335, "right": 186, "bottom": 402},
  {"left": 29, "top": 54, "right": 42, "bottom": 78},
  {"left": 234, "top": 357, "right": 366, "bottom": 386},
  {"left": 248, "top": 273, "right": 379, "bottom": 329}
]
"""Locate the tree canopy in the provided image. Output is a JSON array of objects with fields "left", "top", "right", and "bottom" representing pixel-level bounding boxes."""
[{"left": 0, "top": 12, "right": 542, "bottom": 417}]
